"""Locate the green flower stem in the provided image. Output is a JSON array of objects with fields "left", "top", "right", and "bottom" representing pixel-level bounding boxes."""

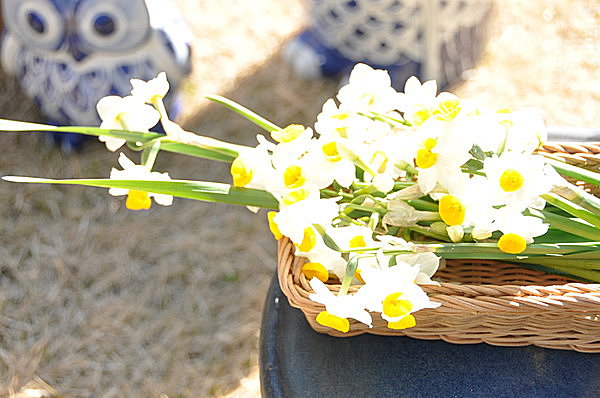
[
  {"left": 343, "top": 204, "right": 387, "bottom": 215},
  {"left": 394, "top": 160, "right": 419, "bottom": 175},
  {"left": 359, "top": 112, "right": 411, "bottom": 127},
  {"left": 353, "top": 158, "right": 379, "bottom": 177},
  {"left": 141, "top": 139, "right": 162, "bottom": 170},
  {"left": 206, "top": 95, "right": 282, "bottom": 132},
  {"left": 406, "top": 226, "right": 450, "bottom": 242},
  {"left": 152, "top": 97, "right": 172, "bottom": 131},
  {"left": 407, "top": 199, "right": 438, "bottom": 212},
  {"left": 542, "top": 193, "right": 600, "bottom": 228},
  {"left": 320, "top": 188, "right": 353, "bottom": 200}
]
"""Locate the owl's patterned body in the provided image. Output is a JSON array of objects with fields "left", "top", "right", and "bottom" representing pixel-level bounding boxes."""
[
  {"left": 1, "top": 0, "right": 191, "bottom": 128},
  {"left": 285, "top": 0, "right": 493, "bottom": 89}
]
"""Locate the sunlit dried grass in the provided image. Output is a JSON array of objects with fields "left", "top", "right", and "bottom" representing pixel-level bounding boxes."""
[{"left": 0, "top": 0, "right": 598, "bottom": 397}]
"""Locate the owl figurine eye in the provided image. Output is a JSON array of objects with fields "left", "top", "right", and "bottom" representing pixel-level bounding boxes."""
[
  {"left": 92, "top": 14, "right": 116, "bottom": 36},
  {"left": 75, "top": 1, "right": 150, "bottom": 52},
  {"left": 3, "top": 0, "right": 65, "bottom": 51}
]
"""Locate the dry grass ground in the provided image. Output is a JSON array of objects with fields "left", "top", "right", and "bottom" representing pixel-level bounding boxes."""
[{"left": 0, "top": 0, "right": 598, "bottom": 397}]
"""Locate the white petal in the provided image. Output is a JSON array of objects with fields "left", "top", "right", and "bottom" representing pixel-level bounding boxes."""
[
  {"left": 117, "top": 153, "right": 136, "bottom": 169},
  {"left": 151, "top": 193, "right": 173, "bottom": 206},
  {"left": 99, "top": 136, "right": 127, "bottom": 152},
  {"left": 96, "top": 96, "right": 123, "bottom": 120}
]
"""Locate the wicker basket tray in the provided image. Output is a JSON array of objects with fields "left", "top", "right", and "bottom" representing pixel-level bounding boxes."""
[{"left": 277, "top": 142, "right": 600, "bottom": 353}]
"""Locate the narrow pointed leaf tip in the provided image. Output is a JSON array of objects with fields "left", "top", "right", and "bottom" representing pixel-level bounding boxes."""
[
  {"left": 2, "top": 176, "right": 48, "bottom": 183},
  {"left": 0, "top": 119, "right": 58, "bottom": 132},
  {"left": 205, "top": 94, "right": 281, "bottom": 132}
]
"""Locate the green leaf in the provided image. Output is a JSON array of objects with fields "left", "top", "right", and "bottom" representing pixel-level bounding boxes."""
[
  {"left": 339, "top": 255, "right": 364, "bottom": 295},
  {"left": 0, "top": 119, "right": 244, "bottom": 162},
  {"left": 205, "top": 95, "right": 281, "bottom": 132},
  {"left": 469, "top": 144, "right": 487, "bottom": 161},
  {"left": 544, "top": 157, "right": 600, "bottom": 187},
  {"left": 528, "top": 208, "right": 600, "bottom": 241},
  {"left": 462, "top": 158, "right": 484, "bottom": 171},
  {"left": 313, "top": 224, "right": 342, "bottom": 252},
  {"left": 542, "top": 193, "right": 600, "bottom": 228},
  {"left": 2, "top": 176, "right": 279, "bottom": 210}
]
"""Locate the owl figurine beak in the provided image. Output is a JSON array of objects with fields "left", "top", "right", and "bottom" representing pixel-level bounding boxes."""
[{"left": 66, "top": 35, "right": 88, "bottom": 63}]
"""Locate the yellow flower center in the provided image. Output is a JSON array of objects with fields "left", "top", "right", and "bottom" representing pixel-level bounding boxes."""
[
  {"left": 316, "top": 311, "right": 350, "bottom": 333},
  {"left": 271, "top": 124, "right": 305, "bottom": 143},
  {"left": 332, "top": 112, "right": 350, "bottom": 121},
  {"left": 415, "top": 138, "right": 438, "bottom": 169},
  {"left": 497, "top": 107, "right": 513, "bottom": 127},
  {"left": 283, "top": 165, "right": 306, "bottom": 189},
  {"left": 296, "top": 227, "right": 317, "bottom": 252},
  {"left": 433, "top": 97, "right": 461, "bottom": 121},
  {"left": 387, "top": 314, "right": 416, "bottom": 330},
  {"left": 412, "top": 108, "right": 432, "bottom": 126},
  {"left": 349, "top": 235, "right": 367, "bottom": 254},
  {"left": 499, "top": 169, "right": 524, "bottom": 192},
  {"left": 281, "top": 188, "right": 311, "bottom": 207},
  {"left": 126, "top": 190, "right": 152, "bottom": 211},
  {"left": 230, "top": 157, "right": 253, "bottom": 187},
  {"left": 301, "top": 262, "right": 329, "bottom": 282},
  {"left": 331, "top": 113, "right": 351, "bottom": 138},
  {"left": 267, "top": 211, "right": 282, "bottom": 240},
  {"left": 439, "top": 195, "right": 466, "bottom": 226},
  {"left": 497, "top": 233, "right": 527, "bottom": 254},
  {"left": 360, "top": 92, "right": 377, "bottom": 106},
  {"left": 322, "top": 142, "right": 342, "bottom": 162},
  {"left": 382, "top": 292, "right": 413, "bottom": 318}
]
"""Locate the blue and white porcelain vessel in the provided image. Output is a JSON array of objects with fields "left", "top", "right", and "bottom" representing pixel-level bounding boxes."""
[
  {"left": 1, "top": 0, "right": 192, "bottom": 149},
  {"left": 285, "top": 0, "right": 493, "bottom": 90}
]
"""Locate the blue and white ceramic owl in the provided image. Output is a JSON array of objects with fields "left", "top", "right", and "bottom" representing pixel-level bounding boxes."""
[
  {"left": 285, "top": 0, "right": 492, "bottom": 90},
  {"left": 1, "top": 0, "right": 192, "bottom": 150}
]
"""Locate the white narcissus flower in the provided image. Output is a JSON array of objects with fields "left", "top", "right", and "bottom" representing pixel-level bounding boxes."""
[
  {"left": 314, "top": 99, "right": 376, "bottom": 142},
  {"left": 393, "top": 253, "right": 442, "bottom": 286},
  {"left": 309, "top": 278, "right": 373, "bottom": 332},
  {"left": 483, "top": 152, "right": 553, "bottom": 211},
  {"left": 130, "top": 72, "right": 170, "bottom": 104},
  {"left": 272, "top": 197, "right": 339, "bottom": 245},
  {"left": 269, "top": 125, "right": 314, "bottom": 170},
  {"left": 296, "top": 237, "right": 347, "bottom": 280},
  {"left": 301, "top": 138, "right": 356, "bottom": 189},
  {"left": 414, "top": 123, "right": 473, "bottom": 194},
  {"left": 109, "top": 153, "right": 173, "bottom": 210},
  {"left": 438, "top": 174, "right": 498, "bottom": 239},
  {"left": 97, "top": 95, "right": 160, "bottom": 151},
  {"left": 230, "top": 146, "right": 274, "bottom": 191},
  {"left": 336, "top": 63, "right": 399, "bottom": 114},
  {"left": 492, "top": 207, "right": 549, "bottom": 254},
  {"left": 326, "top": 225, "right": 377, "bottom": 253},
  {"left": 396, "top": 76, "right": 438, "bottom": 126},
  {"left": 500, "top": 108, "right": 547, "bottom": 153},
  {"left": 357, "top": 264, "right": 440, "bottom": 329}
]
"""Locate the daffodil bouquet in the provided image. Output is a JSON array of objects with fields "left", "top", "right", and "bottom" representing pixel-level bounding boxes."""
[{"left": 2, "top": 64, "right": 600, "bottom": 335}]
